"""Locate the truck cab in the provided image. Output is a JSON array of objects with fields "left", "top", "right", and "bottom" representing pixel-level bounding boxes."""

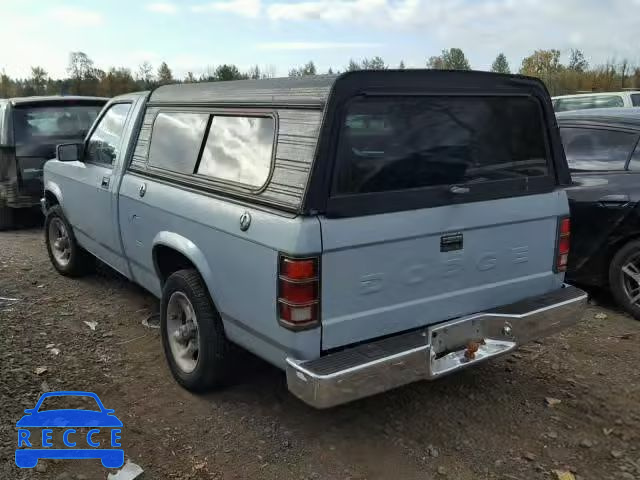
[{"left": 43, "top": 72, "right": 587, "bottom": 408}]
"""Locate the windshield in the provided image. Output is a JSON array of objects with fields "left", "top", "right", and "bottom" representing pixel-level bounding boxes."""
[
  {"left": 37, "top": 395, "right": 101, "bottom": 412},
  {"left": 13, "top": 104, "right": 103, "bottom": 144}
]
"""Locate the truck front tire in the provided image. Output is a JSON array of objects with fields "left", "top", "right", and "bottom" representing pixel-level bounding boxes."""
[
  {"left": 161, "top": 269, "right": 230, "bottom": 391},
  {"left": 45, "top": 205, "right": 94, "bottom": 277}
]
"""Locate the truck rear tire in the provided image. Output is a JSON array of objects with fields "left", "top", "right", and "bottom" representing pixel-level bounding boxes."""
[
  {"left": 45, "top": 205, "right": 94, "bottom": 277},
  {"left": 609, "top": 240, "right": 640, "bottom": 320},
  {"left": 161, "top": 269, "right": 230, "bottom": 391},
  {"left": 0, "top": 206, "right": 14, "bottom": 230}
]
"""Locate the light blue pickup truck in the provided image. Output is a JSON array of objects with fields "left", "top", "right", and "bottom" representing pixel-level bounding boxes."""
[{"left": 42, "top": 71, "right": 587, "bottom": 408}]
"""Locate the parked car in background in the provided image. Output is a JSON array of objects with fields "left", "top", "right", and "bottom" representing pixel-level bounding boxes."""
[
  {"left": 558, "top": 108, "right": 640, "bottom": 319},
  {"left": 42, "top": 71, "right": 586, "bottom": 408},
  {"left": 0, "top": 96, "right": 107, "bottom": 229},
  {"left": 553, "top": 91, "right": 640, "bottom": 112}
]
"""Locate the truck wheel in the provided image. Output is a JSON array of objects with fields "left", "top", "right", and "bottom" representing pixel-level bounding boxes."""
[
  {"left": 45, "top": 205, "right": 94, "bottom": 277},
  {"left": 161, "top": 269, "right": 230, "bottom": 391},
  {"left": 609, "top": 240, "right": 640, "bottom": 320},
  {"left": 0, "top": 206, "right": 14, "bottom": 230}
]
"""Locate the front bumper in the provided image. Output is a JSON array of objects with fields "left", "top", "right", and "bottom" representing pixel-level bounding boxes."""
[{"left": 286, "top": 285, "right": 587, "bottom": 409}]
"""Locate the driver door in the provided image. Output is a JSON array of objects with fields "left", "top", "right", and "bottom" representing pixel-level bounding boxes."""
[{"left": 62, "top": 102, "right": 133, "bottom": 274}]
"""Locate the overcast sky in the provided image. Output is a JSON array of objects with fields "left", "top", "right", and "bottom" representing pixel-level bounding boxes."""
[{"left": 2, "top": 0, "right": 639, "bottom": 79}]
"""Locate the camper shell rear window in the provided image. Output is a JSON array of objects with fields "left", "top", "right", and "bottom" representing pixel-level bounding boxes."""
[
  {"left": 334, "top": 95, "right": 551, "bottom": 195},
  {"left": 303, "top": 70, "right": 568, "bottom": 218}
]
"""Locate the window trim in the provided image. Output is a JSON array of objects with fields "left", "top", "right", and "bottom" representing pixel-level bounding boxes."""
[
  {"left": 145, "top": 107, "right": 278, "bottom": 194},
  {"left": 559, "top": 125, "right": 640, "bottom": 172},
  {"left": 83, "top": 101, "right": 133, "bottom": 169},
  {"left": 325, "top": 93, "right": 557, "bottom": 215}
]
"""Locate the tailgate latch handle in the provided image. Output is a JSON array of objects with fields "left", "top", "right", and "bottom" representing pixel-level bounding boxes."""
[{"left": 449, "top": 185, "right": 470, "bottom": 194}]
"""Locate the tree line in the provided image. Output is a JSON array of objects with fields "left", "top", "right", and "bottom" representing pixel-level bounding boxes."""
[{"left": 1, "top": 49, "right": 639, "bottom": 99}]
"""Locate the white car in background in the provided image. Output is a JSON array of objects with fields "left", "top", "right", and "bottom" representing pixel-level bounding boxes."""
[{"left": 553, "top": 91, "right": 640, "bottom": 112}]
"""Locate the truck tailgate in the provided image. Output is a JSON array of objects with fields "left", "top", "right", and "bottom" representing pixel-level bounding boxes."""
[{"left": 319, "top": 191, "right": 567, "bottom": 350}]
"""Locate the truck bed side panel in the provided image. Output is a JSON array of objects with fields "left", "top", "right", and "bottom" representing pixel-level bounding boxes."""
[{"left": 117, "top": 172, "right": 323, "bottom": 367}]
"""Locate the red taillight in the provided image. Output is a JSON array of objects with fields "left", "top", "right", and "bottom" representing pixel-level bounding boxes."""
[
  {"left": 556, "top": 217, "right": 571, "bottom": 272},
  {"left": 278, "top": 255, "right": 319, "bottom": 330},
  {"left": 280, "top": 258, "right": 316, "bottom": 281},
  {"left": 280, "top": 281, "right": 317, "bottom": 304}
]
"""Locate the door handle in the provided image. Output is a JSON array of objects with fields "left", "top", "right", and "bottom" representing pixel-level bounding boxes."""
[
  {"left": 598, "top": 194, "right": 630, "bottom": 207},
  {"left": 101, "top": 176, "right": 110, "bottom": 189},
  {"left": 449, "top": 185, "right": 470, "bottom": 194}
]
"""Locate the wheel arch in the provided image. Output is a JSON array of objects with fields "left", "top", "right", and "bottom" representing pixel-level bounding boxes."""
[
  {"left": 43, "top": 181, "right": 63, "bottom": 210},
  {"left": 151, "top": 232, "right": 216, "bottom": 301}
]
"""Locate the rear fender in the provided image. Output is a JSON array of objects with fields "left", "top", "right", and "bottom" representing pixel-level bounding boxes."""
[{"left": 152, "top": 231, "right": 217, "bottom": 305}]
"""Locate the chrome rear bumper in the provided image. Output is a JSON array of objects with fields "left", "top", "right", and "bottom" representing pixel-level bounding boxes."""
[{"left": 286, "top": 285, "right": 587, "bottom": 409}]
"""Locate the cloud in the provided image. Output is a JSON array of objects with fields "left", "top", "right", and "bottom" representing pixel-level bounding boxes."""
[
  {"left": 265, "top": 0, "right": 640, "bottom": 69},
  {"left": 267, "top": 0, "right": 403, "bottom": 22},
  {"left": 48, "top": 6, "right": 104, "bottom": 26},
  {"left": 258, "top": 41, "right": 382, "bottom": 50},
  {"left": 146, "top": 2, "right": 179, "bottom": 14},
  {"left": 191, "top": 0, "right": 261, "bottom": 18}
]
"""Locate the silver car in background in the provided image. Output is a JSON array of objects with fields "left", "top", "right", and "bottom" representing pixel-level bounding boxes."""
[{"left": 553, "top": 91, "right": 640, "bottom": 112}]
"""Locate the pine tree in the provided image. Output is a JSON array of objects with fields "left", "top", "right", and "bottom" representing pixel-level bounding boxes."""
[
  {"left": 491, "top": 53, "right": 511, "bottom": 74},
  {"left": 346, "top": 59, "right": 361, "bottom": 72},
  {"left": 157, "top": 62, "right": 174, "bottom": 85},
  {"left": 428, "top": 49, "right": 471, "bottom": 70},
  {"left": 215, "top": 64, "right": 247, "bottom": 81},
  {"left": 288, "top": 61, "right": 317, "bottom": 77}
]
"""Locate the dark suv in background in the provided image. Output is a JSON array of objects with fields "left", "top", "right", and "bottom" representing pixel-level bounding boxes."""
[
  {"left": 0, "top": 96, "right": 107, "bottom": 229},
  {"left": 558, "top": 108, "right": 640, "bottom": 319}
]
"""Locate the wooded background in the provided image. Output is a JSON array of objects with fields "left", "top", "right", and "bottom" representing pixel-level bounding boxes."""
[{"left": 1, "top": 48, "right": 638, "bottom": 98}]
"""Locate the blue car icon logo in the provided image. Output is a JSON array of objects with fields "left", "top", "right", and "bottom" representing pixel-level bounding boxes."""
[{"left": 15, "top": 391, "right": 124, "bottom": 469}]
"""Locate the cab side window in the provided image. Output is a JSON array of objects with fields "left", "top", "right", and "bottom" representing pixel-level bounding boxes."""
[
  {"left": 85, "top": 103, "right": 131, "bottom": 166},
  {"left": 145, "top": 111, "right": 275, "bottom": 189},
  {"left": 148, "top": 112, "right": 209, "bottom": 174},
  {"left": 197, "top": 116, "right": 274, "bottom": 188}
]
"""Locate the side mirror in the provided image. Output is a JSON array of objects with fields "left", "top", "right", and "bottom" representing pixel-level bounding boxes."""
[
  {"left": 56, "top": 143, "right": 82, "bottom": 162},
  {"left": 23, "top": 408, "right": 35, "bottom": 414}
]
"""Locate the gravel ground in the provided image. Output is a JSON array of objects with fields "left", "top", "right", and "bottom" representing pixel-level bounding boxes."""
[{"left": 1, "top": 227, "right": 639, "bottom": 480}]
